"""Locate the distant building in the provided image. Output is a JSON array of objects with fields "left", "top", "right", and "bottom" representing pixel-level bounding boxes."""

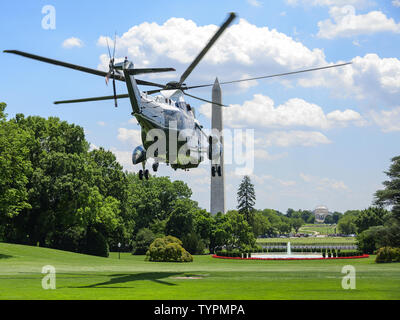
[{"left": 313, "top": 205, "right": 331, "bottom": 223}]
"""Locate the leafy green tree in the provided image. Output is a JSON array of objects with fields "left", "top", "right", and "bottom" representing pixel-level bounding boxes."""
[
  {"left": 291, "top": 217, "right": 304, "bottom": 233},
  {"left": 286, "top": 208, "right": 295, "bottom": 218},
  {"left": 375, "top": 156, "right": 400, "bottom": 222},
  {"left": 165, "top": 198, "right": 197, "bottom": 240},
  {"left": 354, "top": 206, "right": 389, "bottom": 233},
  {"left": 0, "top": 103, "right": 32, "bottom": 230},
  {"left": 127, "top": 174, "right": 192, "bottom": 233},
  {"left": 237, "top": 175, "right": 256, "bottom": 225},
  {"left": 337, "top": 215, "right": 357, "bottom": 234},
  {"left": 331, "top": 211, "right": 342, "bottom": 224},
  {"left": 209, "top": 212, "right": 230, "bottom": 253},
  {"left": 132, "top": 228, "right": 156, "bottom": 255},
  {"left": 224, "top": 210, "right": 256, "bottom": 249},
  {"left": 324, "top": 215, "right": 334, "bottom": 224},
  {"left": 252, "top": 211, "right": 272, "bottom": 237}
]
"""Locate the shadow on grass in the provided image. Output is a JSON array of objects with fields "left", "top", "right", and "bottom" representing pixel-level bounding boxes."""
[
  {"left": 0, "top": 254, "right": 13, "bottom": 259},
  {"left": 69, "top": 272, "right": 181, "bottom": 289}
]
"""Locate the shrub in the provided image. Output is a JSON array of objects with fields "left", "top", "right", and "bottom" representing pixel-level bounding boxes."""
[
  {"left": 146, "top": 236, "right": 193, "bottom": 262},
  {"left": 83, "top": 228, "right": 109, "bottom": 257},
  {"left": 375, "top": 247, "right": 400, "bottom": 263},
  {"left": 52, "top": 226, "right": 85, "bottom": 253}
]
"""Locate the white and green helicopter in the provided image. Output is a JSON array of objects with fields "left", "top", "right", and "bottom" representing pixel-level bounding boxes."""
[{"left": 4, "top": 12, "right": 351, "bottom": 180}]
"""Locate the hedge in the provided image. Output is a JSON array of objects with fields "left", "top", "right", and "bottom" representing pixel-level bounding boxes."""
[{"left": 375, "top": 247, "right": 400, "bottom": 263}]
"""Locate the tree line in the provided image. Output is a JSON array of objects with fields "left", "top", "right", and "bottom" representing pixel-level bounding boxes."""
[{"left": 1, "top": 102, "right": 399, "bottom": 256}]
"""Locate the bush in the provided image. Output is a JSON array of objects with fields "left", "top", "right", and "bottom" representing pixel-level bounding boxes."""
[
  {"left": 132, "top": 228, "right": 156, "bottom": 255},
  {"left": 83, "top": 228, "right": 109, "bottom": 257},
  {"left": 182, "top": 231, "right": 205, "bottom": 255},
  {"left": 52, "top": 226, "right": 85, "bottom": 253},
  {"left": 375, "top": 247, "right": 400, "bottom": 263},
  {"left": 146, "top": 236, "right": 193, "bottom": 262}
]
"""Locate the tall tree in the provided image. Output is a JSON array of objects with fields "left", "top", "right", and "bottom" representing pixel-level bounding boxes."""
[
  {"left": 375, "top": 156, "right": 400, "bottom": 222},
  {"left": 0, "top": 103, "right": 32, "bottom": 229},
  {"left": 237, "top": 175, "right": 256, "bottom": 224}
]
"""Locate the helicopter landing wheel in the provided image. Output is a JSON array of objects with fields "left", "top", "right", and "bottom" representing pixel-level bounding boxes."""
[
  {"left": 152, "top": 162, "right": 159, "bottom": 172},
  {"left": 138, "top": 170, "right": 144, "bottom": 180},
  {"left": 211, "top": 166, "right": 216, "bottom": 177},
  {"left": 144, "top": 169, "right": 150, "bottom": 180},
  {"left": 217, "top": 165, "right": 222, "bottom": 177}
]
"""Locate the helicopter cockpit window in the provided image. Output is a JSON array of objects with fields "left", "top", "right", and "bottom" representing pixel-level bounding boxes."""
[{"left": 175, "top": 101, "right": 186, "bottom": 110}]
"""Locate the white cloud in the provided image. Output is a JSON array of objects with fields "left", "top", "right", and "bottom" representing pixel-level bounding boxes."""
[
  {"left": 317, "top": 5, "right": 400, "bottom": 39},
  {"left": 392, "top": 0, "right": 400, "bottom": 7},
  {"left": 96, "top": 17, "right": 400, "bottom": 108},
  {"left": 200, "top": 94, "right": 363, "bottom": 129},
  {"left": 369, "top": 107, "right": 400, "bottom": 132},
  {"left": 286, "top": 0, "right": 375, "bottom": 9},
  {"left": 62, "top": 37, "right": 84, "bottom": 49},
  {"left": 97, "top": 18, "right": 326, "bottom": 84},
  {"left": 247, "top": 0, "right": 262, "bottom": 7},
  {"left": 97, "top": 121, "right": 106, "bottom": 126},
  {"left": 112, "top": 149, "right": 132, "bottom": 171},
  {"left": 254, "top": 149, "right": 288, "bottom": 160},
  {"left": 300, "top": 172, "right": 348, "bottom": 190},
  {"left": 89, "top": 143, "right": 99, "bottom": 151},
  {"left": 298, "top": 54, "right": 400, "bottom": 103},
  {"left": 261, "top": 130, "right": 332, "bottom": 147},
  {"left": 117, "top": 128, "right": 142, "bottom": 146}
]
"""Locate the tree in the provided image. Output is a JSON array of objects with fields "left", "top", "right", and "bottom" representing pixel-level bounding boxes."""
[
  {"left": 332, "top": 211, "right": 342, "bottom": 224},
  {"left": 375, "top": 156, "right": 400, "bottom": 222},
  {"left": 132, "top": 228, "right": 156, "bottom": 255},
  {"left": 291, "top": 218, "right": 304, "bottom": 233},
  {"left": 237, "top": 175, "right": 256, "bottom": 225},
  {"left": 337, "top": 215, "right": 357, "bottom": 234},
  {"left": 354, "top": 206, "right": 389, "bottom": 233},
  {"left": 252, "top": 211, "right": 272, "bottom": 237},
  {"left": 224, "top": 210, "right": 256, "bottom": 249},
  {"left": 165, "top": 198, "right": 198, "bottom": 243},
  {"left": 0, "top": 103, "right": 32, "bottom": 229}
]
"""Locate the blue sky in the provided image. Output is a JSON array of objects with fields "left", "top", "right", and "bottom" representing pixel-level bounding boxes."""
[{"left": 1, "top": 0, "right": 400, "bottom": 213}]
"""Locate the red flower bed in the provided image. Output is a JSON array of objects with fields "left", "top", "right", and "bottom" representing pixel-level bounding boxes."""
[{"left": 212, "top": 254, "right": 369, "bottom": 261}]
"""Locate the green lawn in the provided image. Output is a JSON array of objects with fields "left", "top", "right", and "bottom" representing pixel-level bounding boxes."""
[
  {"left": 0, "top": 242, "right": 399, "bottom": 300},
  {"left": 299, "top": 224, "right": 338, "bottom": 235}
]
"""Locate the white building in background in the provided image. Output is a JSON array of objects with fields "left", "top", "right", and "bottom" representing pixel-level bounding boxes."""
[{"left": 313, "top": 205, "right": 332, "bottom": 223}]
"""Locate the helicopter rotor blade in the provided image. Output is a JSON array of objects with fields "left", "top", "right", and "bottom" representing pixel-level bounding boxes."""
[
  {"left": 144, "top": 89, "right": 163, "bottom": 95},
  {"left": 177, "top": 12, "right": 236, "bottom": 86},
  {"left": 4, "top": 50, "right": 171, "bottom": 89},
  {"left": 54, "top": 94, "right": 129, "bottom": 105},
  {"left": 4, "top": 49, "right": 127, "bottom": 81},
  {"left": 183, "top": 92, "right": 228, "bottom": 107},
  {"left": 136, "top": 80, "right": 166, "bottom": 88},
  {"left": 184, "top": 62, "right": 353, "bottom": 90}
]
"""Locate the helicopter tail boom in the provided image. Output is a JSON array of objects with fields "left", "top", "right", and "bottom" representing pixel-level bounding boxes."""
[{"left": 122, "top": 60, "right": 142, "bottom": 114}]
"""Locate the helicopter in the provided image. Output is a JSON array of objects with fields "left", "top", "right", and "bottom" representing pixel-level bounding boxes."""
[{"left": 4, "top": 12, "right": 351, "bottom": 180}]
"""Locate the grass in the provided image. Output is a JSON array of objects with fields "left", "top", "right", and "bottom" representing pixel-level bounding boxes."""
[
  {"left": 1, "top": 242, "right": 399, "bottom": 300},
  {"left": 299, "top": 224, "right": 338, "bottom": 235}
]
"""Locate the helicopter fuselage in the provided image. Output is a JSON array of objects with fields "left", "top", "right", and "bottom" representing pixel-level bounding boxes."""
[{"left": 132, "top": 90, "right": 205, "bottom": 170}]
